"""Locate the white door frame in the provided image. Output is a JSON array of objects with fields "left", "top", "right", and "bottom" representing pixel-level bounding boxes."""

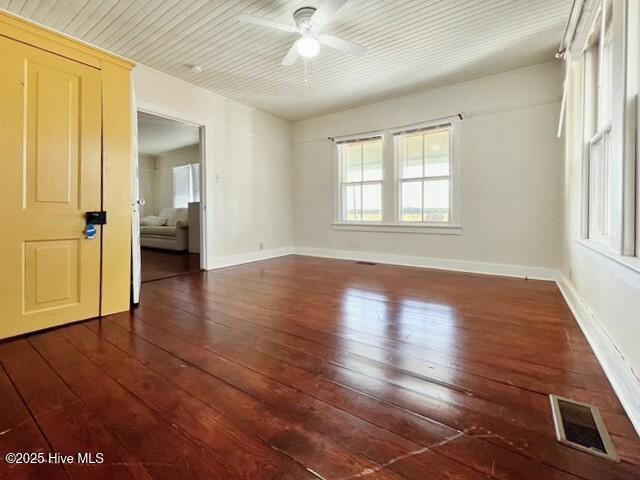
[{"left": 135, "top": 103, "right": 210, "bottom": 271}]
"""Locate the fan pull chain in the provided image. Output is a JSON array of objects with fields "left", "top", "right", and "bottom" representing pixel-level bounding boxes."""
[{"left": 304, "top": 58, "right": 309, "bottom": 83}]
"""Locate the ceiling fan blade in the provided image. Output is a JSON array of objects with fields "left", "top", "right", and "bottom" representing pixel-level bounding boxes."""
[
  {"left": 310, "top": 0, "right": 347, "bottom": 29},
  {"left": 318, "top": 34, "right": 366, "bottom": 57},
  {"left": 238, "top": 14, "right": 298, "bottom": 33},
  {"left": 281, "top": 42, "right": 300, "bottom": 66}
]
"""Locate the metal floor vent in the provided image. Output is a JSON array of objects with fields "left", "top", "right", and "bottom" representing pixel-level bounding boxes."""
[
  {"left": 355, "top": 261, "right": 377, "bottom": 265},
  {"left": 550, "top": 394, "right": 619, "bottom": 461}
]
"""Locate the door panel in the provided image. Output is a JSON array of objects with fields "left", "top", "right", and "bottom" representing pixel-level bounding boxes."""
[
  {"left": 27, "top": 61, "right": 80, "bottom": 207},
  {"left": 24, "top": 239, "right": 80, "bottom": 312},
  {"left": 0, "top": 36, "right": 102, "bottom": 339}
]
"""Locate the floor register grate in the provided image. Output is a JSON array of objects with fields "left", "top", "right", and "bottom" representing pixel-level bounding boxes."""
[{"left": 550, "top": 394, "right": 619, "bottom": 461}]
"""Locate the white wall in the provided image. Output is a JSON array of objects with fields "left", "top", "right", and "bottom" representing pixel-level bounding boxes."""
[
  {"left": 561, "top": 0, "right": 640, "bottom": 432},
  {"left": 134, "top": 65, "right": 294, "bottom": 268},
  {"left": 292, "top": 62, "right": 564, "bottom": 273}
]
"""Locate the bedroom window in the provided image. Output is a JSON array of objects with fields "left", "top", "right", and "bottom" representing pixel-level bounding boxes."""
[
  {"left": 584, "top": 3, "right": 613, "bottom": 244},
  {"left": 332, "top": 117, "right": 461, "bottom": 233},
  {"left": 172, "top": 163, "right": 200, "bottom": 208},
  {"left": 395, "top": 125, "right": 454, "bottom": 224},
  {"left": 338, "top": 137, "right": 383, "bottom": 222}
]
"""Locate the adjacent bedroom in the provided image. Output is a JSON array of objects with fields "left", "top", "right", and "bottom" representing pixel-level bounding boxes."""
[{"left": 137, "top": 111, "right": 203, "bottom": 282}]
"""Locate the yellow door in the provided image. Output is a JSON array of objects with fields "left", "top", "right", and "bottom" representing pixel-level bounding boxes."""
[{"left": 0, "top": 36, "right": 102, "bottom": 339}]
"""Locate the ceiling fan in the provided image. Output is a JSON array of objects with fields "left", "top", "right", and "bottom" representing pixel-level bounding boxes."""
[{"left": 238, "top": 0, "right": 366, "bottom": 66}]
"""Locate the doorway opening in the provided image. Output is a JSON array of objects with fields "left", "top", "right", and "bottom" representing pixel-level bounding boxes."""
[{"left": 136, "top": 111, "right": 205, "bottom": 283}]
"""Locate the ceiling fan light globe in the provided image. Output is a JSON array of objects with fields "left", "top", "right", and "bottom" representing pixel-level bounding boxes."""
[{"left": 296, "top": 35, "right": 320, "bottom": 58}]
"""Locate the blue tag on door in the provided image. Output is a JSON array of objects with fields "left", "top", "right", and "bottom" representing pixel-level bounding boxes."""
[{"left": 86, "top": 223, "right": 97, "bottom": 239}]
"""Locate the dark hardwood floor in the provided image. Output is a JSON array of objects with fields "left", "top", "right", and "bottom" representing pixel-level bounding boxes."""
[
  {"left": 141, "top": 247, "right": 200, "bottom": 283},
  {"left": 1, "top": 255, "right": 638, "bottom": 479}
]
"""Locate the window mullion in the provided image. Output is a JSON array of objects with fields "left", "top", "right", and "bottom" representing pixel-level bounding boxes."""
[
  {"left": 421, "top": 134, "right": 425, "bottom": 222},
  {"left": 359, "top": 145, "right": 364, "bottom": 220}
]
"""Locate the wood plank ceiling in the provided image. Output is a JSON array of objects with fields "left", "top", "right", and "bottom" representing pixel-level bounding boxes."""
[
  {"left": 0, "top": 0, "right": 573, "bottom": 121},
  {"left": 137, "top": 112, "right": 200, "bottom": 155}
]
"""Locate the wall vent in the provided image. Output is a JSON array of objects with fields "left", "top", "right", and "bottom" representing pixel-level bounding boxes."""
[
  {"left": 355, "top": 261, "right": 377, "bottom": 265},
  {"left": 550, "top": 394, "right": 619, "bottom": 461}
]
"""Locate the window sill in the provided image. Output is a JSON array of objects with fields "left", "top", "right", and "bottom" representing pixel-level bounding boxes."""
[
  {"left": 574, "top": 238, "right": 640, "bottom": 275},
  {"left": 332, "top": 222, "right": 462, "bottom": 235}
]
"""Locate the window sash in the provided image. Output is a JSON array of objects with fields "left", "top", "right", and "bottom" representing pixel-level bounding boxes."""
[
  {"left": 396, "top": 126, "right": 453, "bottom": 224},
  {"left": 338, "top": 140, "right": 383, "bottom": 222},
  {"left": 341, "top": 181, "right": 383, "bottom": 222},
  {"left": 588, "top": 126, "right": 611, "bottom": 242}
]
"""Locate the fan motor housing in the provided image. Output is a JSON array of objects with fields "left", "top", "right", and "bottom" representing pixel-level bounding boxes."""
[{"left": 293, "top": 7, "right": 316, "bottom": 29}]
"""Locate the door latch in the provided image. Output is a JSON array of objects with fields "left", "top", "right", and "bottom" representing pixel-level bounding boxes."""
[{"left": 86, "top": 211, "right": 107, "bottom": 225}]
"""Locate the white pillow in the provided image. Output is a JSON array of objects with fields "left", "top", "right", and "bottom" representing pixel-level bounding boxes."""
[
  {"left": 159, "top": 208, "right": 178, "bottom": 227},
  {"left": 140, "top": 215, "right": 167, "bottom": 226}
]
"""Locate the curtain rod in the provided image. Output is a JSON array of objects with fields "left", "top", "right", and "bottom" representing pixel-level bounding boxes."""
[
  {"left": 327, "top": 113, "right": 464, "bottom": 142},
  {"left": 556, "top": 0, "right": 584, "bottom": 58}
]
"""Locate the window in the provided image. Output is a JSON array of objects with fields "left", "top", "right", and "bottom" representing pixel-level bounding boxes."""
[
  {"left": 584, "top": 4, "right": 613, "bottom": 243},
  {"left": 396, "top": 127, "right": 452, "bottom": 223},
  {"left": 338, "top": 138, "right": 383, "bottom": 222},
  {"left": 332, "top": 118, "right": 461, "bottom": 233},
  {"left": 172, "top": 163, "right": 200, "bottom": 208}
]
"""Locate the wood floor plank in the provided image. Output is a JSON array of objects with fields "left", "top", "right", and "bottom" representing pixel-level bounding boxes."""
[
  {"left": 154, "top": 270, "right": 605, "bottom": 379},
  {"left": 141, "top": 248, "right": 200, "bottom": 283},
  {"left": 2, "top": 255, "right": 638, "bottom": 479},
  {"left": 0, "top": 340, "right": 151, "bottom": 480},
  {"left": 99, "top": 314, "right": 582, "bottom": 480},
  {"left": 118, "top": 300, "right": 638, "bottom": 480},
  {"left": 59, "top": 323, "right": 407, "bottom": 480},
  {"left": 80, "top": 321, "right": 489, "bottom": 480},
  {"left": 138, "top": 283, "right": 626, "bottom": 426},
  {"left": 135, "top": 280, "right": 634, "bottom": 448},
  {"left": 28, "top": 331, "right": 236, "bottom": 479},
  {"left": 0, "top": 362, "right": 68, "bottom": 480}
]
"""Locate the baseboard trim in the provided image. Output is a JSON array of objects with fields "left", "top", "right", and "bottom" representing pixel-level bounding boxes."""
[
  {"left": 557, "top": 278, "right": 640, "bottom": 435},
  {"left": 207, "top": 247, "right": 294, "bottom": 270},
  {"left": 292, "top": 246, "right": 560, "bottom": 281}
]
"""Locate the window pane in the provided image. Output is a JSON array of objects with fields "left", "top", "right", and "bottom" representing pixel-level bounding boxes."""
[
  {"left": 172, "top": 165, "right": 191, "bottom": 208},
  {"left": 425, "top": 129, "right": 450, "bottom": 177},
  {"left": 345, "top": 145, "right": 362, "bottom": 182},
  {"left": 423, "top": 179, "right": 449, "bottom": 223},
  {"left": 401, "top": 134, "right": 423, "bottom": 179},
  {"left": 362, "top": 183, "right": 382, "bottom": 221},
  {"left": 344, "top": 184, "right": 361, "bottom": 221},
  {"left": 401, "top": 181, "right": 422, "bottom": 222},
  {"left": 362, "top": 141, "right": 383, "bottom": 181},
  {"left": 598, "top": 41, "right": 613, "bottom": 129},
  {"left": 589, "top": 133, "right": 610, "bottom": 239}
]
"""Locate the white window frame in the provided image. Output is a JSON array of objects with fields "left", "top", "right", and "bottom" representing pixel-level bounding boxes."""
[
  {"left": 332, "top": 117, "right": 462, "bottom": 235},
  {"left": 393, "top": 121, "right": 461, "bottom": 227},
  {"left": 577, "top": 0, "right": 639, "bottom": 262},
  {"left": 335, "top": 135, "right": 384, "bottom": 224},
  {"left": 582, "top": 0, "right": 615, "bottom": 247}
]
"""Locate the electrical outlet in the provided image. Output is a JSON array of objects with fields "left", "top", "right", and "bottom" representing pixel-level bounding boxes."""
[{"left": 259, "top": 242, "right": 264, "bottom": 250}]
